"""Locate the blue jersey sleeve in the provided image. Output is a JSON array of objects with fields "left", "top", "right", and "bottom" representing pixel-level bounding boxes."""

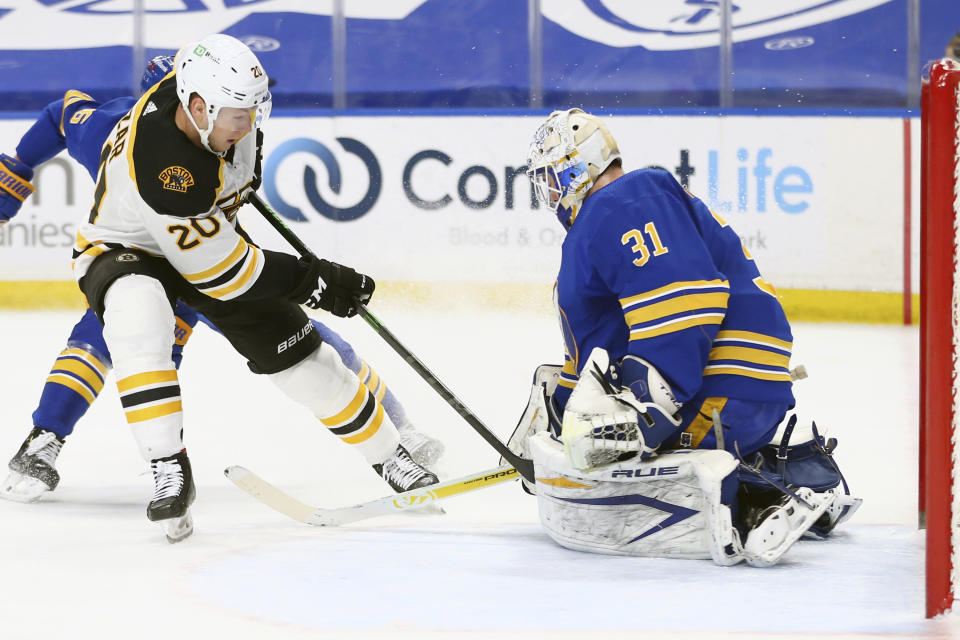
[
  {"left": 13, "top": 94, "right": 80, "bottom": 169},
  {"left": 15, "top": 90, "right": 135, "bottom": 181}
]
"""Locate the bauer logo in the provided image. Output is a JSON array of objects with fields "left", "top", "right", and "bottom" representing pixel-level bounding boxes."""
[
  {"left": 263, "top": 138, "right": 382, "bottom": 223},
  {"left": 277, "top": 321, "right": 314, "bottom": 354},
  {"left": 542, "top": 0, "right": 891, "bottom": 50}
]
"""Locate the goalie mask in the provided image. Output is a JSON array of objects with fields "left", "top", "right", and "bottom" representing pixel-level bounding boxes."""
[
  {"left": 175, "top": 33, "right": 272, "bottom": 154},
  {"left": 526, "top": 108, "right": 620, "bottom": 230}
]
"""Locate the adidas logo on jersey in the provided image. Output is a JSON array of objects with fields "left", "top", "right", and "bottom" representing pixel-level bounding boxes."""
[{"left": 143, "top": 101, "right": 158, "bottom": 115}]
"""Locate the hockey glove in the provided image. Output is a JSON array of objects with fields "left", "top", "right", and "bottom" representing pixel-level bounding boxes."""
[
  {"left": 0, "top": 154, "right": 35, "bottom": 224},
  {"left": 289, "top": 256, "right": 375, "bottom": 317},
  {"left": 561, "top": 348, "right": 681, "bottom": 470}
]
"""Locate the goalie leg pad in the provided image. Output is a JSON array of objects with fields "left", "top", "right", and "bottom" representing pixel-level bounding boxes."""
[
  {"left": 529, "top": 433, "right": 744, "bottom": 565},
  {"left": 508, "top": 364, "right": 562, "bottom": 456},
  {"left": 502, "top": 364, "right": 562, "bottom": 494}
]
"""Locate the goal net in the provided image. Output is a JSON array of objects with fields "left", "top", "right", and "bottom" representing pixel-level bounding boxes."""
[{"left": 921, "top": 58, "right": 960, "bottom": 618}]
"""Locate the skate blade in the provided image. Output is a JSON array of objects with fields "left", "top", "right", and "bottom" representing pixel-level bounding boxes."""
[
  {"left": 161, "top": 511, "right": 194, "bottom": 544},
  {"left": 0, "top": 471, "right": 51, "bottom": 503}
]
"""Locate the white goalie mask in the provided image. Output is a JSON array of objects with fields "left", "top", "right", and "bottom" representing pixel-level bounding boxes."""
[
  {"left": 526, "top": 108, "right": 621, "bottom": 229},
  {"left": 175, "top": 33, "right": 272, "bottom": 154}
]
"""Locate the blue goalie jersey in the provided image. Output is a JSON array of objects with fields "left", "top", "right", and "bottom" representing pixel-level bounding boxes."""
[{"left": 553, "top": 168, "right": 795, "bottom": 413}]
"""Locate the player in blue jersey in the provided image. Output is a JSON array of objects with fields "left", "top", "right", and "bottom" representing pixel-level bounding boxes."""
[
  {"left": 507, "top": 108, "right": 861, "bottom": 566},
  {"left": 0, "top": 55, "right": 442, "bottom": 504}
]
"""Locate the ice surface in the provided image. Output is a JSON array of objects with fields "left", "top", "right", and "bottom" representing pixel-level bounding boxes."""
[{"left": 0, "top": 305, "right": 955, "bottom": 639}]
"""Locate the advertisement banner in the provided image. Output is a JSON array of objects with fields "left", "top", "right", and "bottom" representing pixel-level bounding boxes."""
[{"left": 0, "top": 114, "right": 908, "bottom": 293}]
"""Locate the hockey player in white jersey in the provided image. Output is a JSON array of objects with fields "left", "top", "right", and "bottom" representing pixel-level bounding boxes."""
[
  {"left": 0, "top": 56, "right": 442, "bottom": 505},
  {"left": 71, "top": 34, "right": 438, "bottom": 542}
]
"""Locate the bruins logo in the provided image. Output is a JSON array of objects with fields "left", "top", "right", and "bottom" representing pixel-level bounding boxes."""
[{"left": 159, "top": 166, "right": 195, "bottom": 193}]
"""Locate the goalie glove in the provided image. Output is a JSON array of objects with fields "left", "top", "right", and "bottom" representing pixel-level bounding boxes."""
[
  {"left": 561, "top": 347, "right": 681, "bottom": 471},
  {"left": 0, "top": 154, "right": 35, "bottom": 224}
]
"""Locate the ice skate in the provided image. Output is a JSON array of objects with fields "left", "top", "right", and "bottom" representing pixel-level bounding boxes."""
[
  {"left": 147, "top": 451, "right": 196, "bottom": 543},
  {"left": 742, "top": 487, "right": 834, "bottom": 567},
  {"left": 1, "top": 427, "right": 65, "bottom": 503},
  {"left": 397, "top": 423, "right": 445, "bottom": 467},
  {"left": 373, "top": 444, "right": 439, "bottom": 492}
]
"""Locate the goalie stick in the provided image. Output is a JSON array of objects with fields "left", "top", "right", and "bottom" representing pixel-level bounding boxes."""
[
  {"left": 224, "top": 464, "right": 519, "bottom": 526},
  {"left": 244, "top": 190, "right": 536, "bottom": 483}
]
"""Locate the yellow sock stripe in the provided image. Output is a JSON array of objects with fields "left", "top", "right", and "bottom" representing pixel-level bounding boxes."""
[
  {"left": 375, "top": 382, "right": 387, "bottom": 402},
  {"left": 52, "top": 358, "right": 105, "bottom": 393},
  {"left": 124, "top": 400, "right": 182, "bottom": 424},
  {"left": 61, "top": 348, "right": 108, "bottom": 376},
  {"left": 45, "top": 373, "right": 96, "bottom": 404},
  {"left": 117, "top": 370, "right": 178, "bottom": 393},
  {"left": 320, "top": 382, "right": 366, "bottom": 427},
  {"left": 365, "top": 368, "right": 381, "bottom": 395},
  {"left": 357, "top": 361, "right": 371, "bottom": 383},
  {"left": 342, "top": 402, "right": 385, "bottom": 444}
]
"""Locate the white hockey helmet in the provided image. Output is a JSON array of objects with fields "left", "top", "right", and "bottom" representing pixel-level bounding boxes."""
[
  {"left": 175, "top": 33, "right": 272, "bottom": 153},
  {"left": 526, "top": 108, "right": 620, "bottom": 229}
]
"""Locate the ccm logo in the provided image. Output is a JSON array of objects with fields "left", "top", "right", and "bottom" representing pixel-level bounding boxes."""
[
  {"left": 611, "top": 466, "right": 679, "bottom": 478},
  {"left": 277, "top": 321, "right": 313, "bottom": 354}
]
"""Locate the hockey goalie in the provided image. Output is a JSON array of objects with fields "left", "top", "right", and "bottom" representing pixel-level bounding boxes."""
[{"left": 508, "top": 107, "right": 860, "bottom": 567}]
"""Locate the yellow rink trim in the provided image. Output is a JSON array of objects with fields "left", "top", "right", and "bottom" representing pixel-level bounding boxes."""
[{"left": 0, "top": 281, "right": 922, "bottom": 325}]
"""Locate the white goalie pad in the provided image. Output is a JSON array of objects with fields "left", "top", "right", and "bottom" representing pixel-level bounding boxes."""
[
  {"left": 529, "top": 433, "right": 743, "bottom": 566},
  {"left": 502, "top": 364, "right": 561, "bottom": 463}
]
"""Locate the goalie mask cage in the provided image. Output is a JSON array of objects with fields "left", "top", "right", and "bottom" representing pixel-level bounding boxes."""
[{"left": 921, "top": 58, "right": 960, "bottom": 618}]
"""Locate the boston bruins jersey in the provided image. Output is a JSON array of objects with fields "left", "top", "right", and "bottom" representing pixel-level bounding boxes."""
[
  {"left": 552, "top": 168, "right": 795, "bottom": 413},
  {"left": 73, "top": 75, "right": 278, "bottom": 302}
]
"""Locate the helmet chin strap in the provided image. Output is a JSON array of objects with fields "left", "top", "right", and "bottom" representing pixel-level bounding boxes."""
[{"left": 183, "top": 103, "right": 225, "bottom": 156}]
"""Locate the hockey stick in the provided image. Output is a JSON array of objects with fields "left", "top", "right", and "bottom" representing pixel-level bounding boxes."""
[
  {"left": 225, "top": 464, "right": 519, "bottom": 526},
  {"left": 245, "top": 190, "right": 536, "bottom": 483}
]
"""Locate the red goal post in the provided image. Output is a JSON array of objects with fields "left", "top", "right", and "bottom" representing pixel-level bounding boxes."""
[{"left": 921, "top": 58, "right": 960, "bottom": 619}]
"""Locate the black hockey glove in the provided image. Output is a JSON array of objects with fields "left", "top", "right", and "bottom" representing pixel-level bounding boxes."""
[
  {"left": 289, "top": 256, "right": 375, "bottom": 317},
  {"left": 250, "top": 129, "right": 264, "bottom": 191}
]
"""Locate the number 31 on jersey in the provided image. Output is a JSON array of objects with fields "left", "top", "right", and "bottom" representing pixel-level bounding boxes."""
[{"left": 621, "top": 222, "right": 669, "bottom": 267}]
